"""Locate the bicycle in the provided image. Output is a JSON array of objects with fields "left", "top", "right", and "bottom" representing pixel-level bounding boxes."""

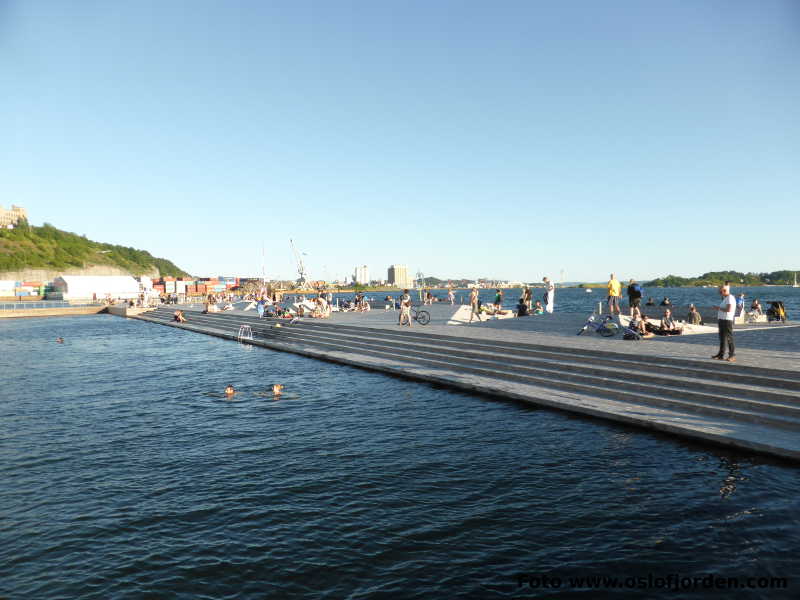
[
  {"left": 411, "top": 307, "right": 430, "bottom": 325},
  {"left": 577, "top": 314, "right": 619, "bottom": 337}
]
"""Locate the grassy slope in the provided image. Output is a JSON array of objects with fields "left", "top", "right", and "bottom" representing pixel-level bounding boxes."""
[{"left": 0, "top": 221, "right": 190, "bottom": 277}]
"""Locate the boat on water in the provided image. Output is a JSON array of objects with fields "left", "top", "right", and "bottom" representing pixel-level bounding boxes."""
[
  {"left": 794, "top": 273, "right": 799, "bottom": 288},
  {"left": 585, "top": 288, "right": 592, "bottom": 293}
]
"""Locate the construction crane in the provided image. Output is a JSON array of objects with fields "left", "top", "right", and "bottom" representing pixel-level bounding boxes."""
[{"left": 289, "top": 238, "right": 308, "bottom": 287}]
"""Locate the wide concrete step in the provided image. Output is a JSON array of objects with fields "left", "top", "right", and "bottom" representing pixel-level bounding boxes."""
[
  {"left": 132, "top": 310, "right": 800, "bottom": 461},
  {"left": 143, "top": 309, "right": 800, "bottom": 398},
  {"left": 298, "top": 320, "right": 800, "bottom": 387},
  {"left": 248, "top": 324, "right": 800, "bottom": 413},
  {"left": 166, "top": 309, "right": 800, "bottom": 390},
  {"left": 247, "top": 320, "right": 799, "bottom": 395},
  {"left": 251, "top": 327, "right": 800, "bottom": 431}
]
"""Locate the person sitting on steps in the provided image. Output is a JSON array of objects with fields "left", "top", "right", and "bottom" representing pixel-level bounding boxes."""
[
  {"left": 686, "top": 304, "right": 702, "bottom": 325},
  {"left": 630, "top": 307, "right": 655, "bottom": 339},
  {"left": 657, "top": 308, "right": 683, "bottom": 335}
]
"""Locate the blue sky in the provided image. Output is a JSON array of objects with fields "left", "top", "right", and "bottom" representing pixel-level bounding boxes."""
[{"left": 3, "top": 1, "right": 799, "bottom": 282}]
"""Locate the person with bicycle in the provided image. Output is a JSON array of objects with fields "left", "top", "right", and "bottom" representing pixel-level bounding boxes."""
[{"left": 399, "top": 289, "right": 412, "bottom": 327}]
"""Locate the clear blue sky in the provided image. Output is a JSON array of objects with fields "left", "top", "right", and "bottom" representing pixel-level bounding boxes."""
[{"left": 3, "top": 1, "right": 799, "bottom": 282}]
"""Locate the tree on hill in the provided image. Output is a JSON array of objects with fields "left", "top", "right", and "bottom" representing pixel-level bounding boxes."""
[
  {"left": 645, "top": 270, "right": 797, "bottom": 287},
  {"left": 0, "top": 222, "right": 190, "bottom": 277}
]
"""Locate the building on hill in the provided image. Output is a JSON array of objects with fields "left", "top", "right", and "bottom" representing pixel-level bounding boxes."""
[
  {"left": 51, "top": 276, "right": 140, "bottom": 301},
  {"left": 0, "top": 205, "right": 27, "bottom": 229}
]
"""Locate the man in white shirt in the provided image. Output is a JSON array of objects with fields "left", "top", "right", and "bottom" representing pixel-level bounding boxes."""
[
  {"left": 713, "top": 284, "right": 736, "bottom": 362},
  {"left": 542, "top": 277, "right": 555, "bottom": 313}
]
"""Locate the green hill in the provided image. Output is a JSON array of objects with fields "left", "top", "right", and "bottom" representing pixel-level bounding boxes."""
[
  {"left": 646, "top": 270, "right": 797, "bottom": 287},
  {"left": 0, "top": 220, "right": 190, "bottom": 277}
]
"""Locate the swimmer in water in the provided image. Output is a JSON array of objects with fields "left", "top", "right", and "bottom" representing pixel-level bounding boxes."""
[
  {"left": 224, "top": 385, "right": 236, "bottom": 396},
  {"left": 56, "top": 337, "right": 64, "bottom": 343},
  {"left": 272, "top": 384, "right": 284, "bottom": 396}
]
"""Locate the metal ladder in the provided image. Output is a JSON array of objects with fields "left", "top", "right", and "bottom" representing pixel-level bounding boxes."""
[{"left": 237, "top": 324, "right": 253, "bottom": 342}]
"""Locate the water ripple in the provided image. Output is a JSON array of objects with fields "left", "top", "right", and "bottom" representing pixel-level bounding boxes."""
[{"left": 1, "top": 315, "right": 798, "bottom": 599}]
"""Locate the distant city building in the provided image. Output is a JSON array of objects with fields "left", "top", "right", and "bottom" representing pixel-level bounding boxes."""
[
  {"left": 388, "top": 264, "right": 412, "bottom": 288},
  {"left": 0, "top": 205, "right": 27, "bottom": 229},
  {"left": 354, "top": 265, "right": 369, "bottom": 285}
]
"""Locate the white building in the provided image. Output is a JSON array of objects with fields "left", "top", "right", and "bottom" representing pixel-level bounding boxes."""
[
  {"left": 0, "top": 205, "right": 27, "bottom": 229},
  {"left": 388, "top": 264, "right": 412, "bottom": 288},
  {"left": 354, "top": 265, "right": 369, "bottom": 285},
  {"left": 51, "top": 276, "right": 140, "bottom": 301}
]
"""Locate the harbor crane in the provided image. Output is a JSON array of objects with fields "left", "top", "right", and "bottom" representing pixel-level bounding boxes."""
[{"left": 289, "top": 238, "right": 308, "bottom": 287}]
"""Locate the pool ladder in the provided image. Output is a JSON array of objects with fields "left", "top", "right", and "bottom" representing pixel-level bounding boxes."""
[{"left": 237, "top": 324, "right": 253, "bottom": 342}]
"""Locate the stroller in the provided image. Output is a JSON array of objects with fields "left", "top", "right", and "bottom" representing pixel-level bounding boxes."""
[{"left": 766, "top": 301, "right": 787, "bottom": 323}]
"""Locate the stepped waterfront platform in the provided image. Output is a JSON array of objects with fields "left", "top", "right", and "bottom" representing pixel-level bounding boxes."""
[{"left": 128, "top": 304, "right": 800, "bottom": 462}]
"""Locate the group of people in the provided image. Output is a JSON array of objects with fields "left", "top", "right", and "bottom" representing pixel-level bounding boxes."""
[
  {"left": 627, "top": 307, "right": 684, "bottom": 339},
  {"left": 465, "top": 278, "right": 555, "bottom": 322},
  {"left": 224, "top": 384, "right": 283, "bottom": 397},
  {"left": 607, "top": 273, "right": 740, "bottom": 361}
]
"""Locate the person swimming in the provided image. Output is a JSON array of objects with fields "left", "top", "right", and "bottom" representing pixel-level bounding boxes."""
[
  {"left": 56, "top": 337, "right": 64, "bottom": 343},
  {"left": 224, "top": 385, "right": 236, "bottom": 395},
  {"left": 272, "top": 384, "right": 284, "bottom": 395}
]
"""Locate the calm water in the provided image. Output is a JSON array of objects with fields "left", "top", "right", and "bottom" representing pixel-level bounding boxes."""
[{"left": 1, "top": 315, "right": 798, "bottom": 599}]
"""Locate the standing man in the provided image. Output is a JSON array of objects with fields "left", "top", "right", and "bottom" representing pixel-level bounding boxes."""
[
  {"left": 494, "top": 289, "right": 503, "bottom": 311},
  {"left": 523, "top": 286, "right": 532, "bottom": 311},
  {"left": 469, "top": 287, "right": 482, "bottom": 323},
  {"left": 399, "top": 289, "right": 412, "bottom": 326},
  {"left": 626, "top": 279, "right": 643, "bottom": 316},
  {"left": 735, "top": 293, "right": 745, "bottom": 318},
  {"left": 542, "top": 277, "right": 555, "bottom": 313},
  {"left": 713, "top": 284, "right": 736, "bottom": 362},
  {"left": 607, "top": 273, "right": 622, "bottom": 315}
]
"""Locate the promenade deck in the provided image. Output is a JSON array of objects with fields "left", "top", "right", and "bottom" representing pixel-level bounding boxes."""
[{"left": 129, "top": 304, "right": 800, "bottom": 462}]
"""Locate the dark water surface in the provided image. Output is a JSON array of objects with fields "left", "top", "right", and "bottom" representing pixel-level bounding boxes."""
[{"left": 1, "top": 316, "right": 798, "bottom": 599}]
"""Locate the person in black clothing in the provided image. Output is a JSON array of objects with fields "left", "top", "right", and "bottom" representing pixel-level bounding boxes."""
[
  {"left": 645, "top": 297, "right": 655, "bottom": 306},
  {"left": 660, "top": 297, "right": 671, "bottom": 306},
  {"left": 627, "top": 279, "right": 643, "bottom": 316}
]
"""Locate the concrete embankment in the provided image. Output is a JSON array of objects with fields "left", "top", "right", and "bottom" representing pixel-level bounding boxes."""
[
  {"left": 0, "top": 306, "right": 107, "bottom": 318},
  {"left": 129, "top": 306, "right": 800, "bottom": 463}
]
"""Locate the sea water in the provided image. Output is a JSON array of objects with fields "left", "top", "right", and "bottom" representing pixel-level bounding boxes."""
[{"left": 1, "top": 315, "right": 798, "bottom": 598}]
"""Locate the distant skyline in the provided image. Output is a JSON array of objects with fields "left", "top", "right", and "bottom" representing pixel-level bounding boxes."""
[{"left": 3, "top": 1, "right": 799, "bottom": 282}]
